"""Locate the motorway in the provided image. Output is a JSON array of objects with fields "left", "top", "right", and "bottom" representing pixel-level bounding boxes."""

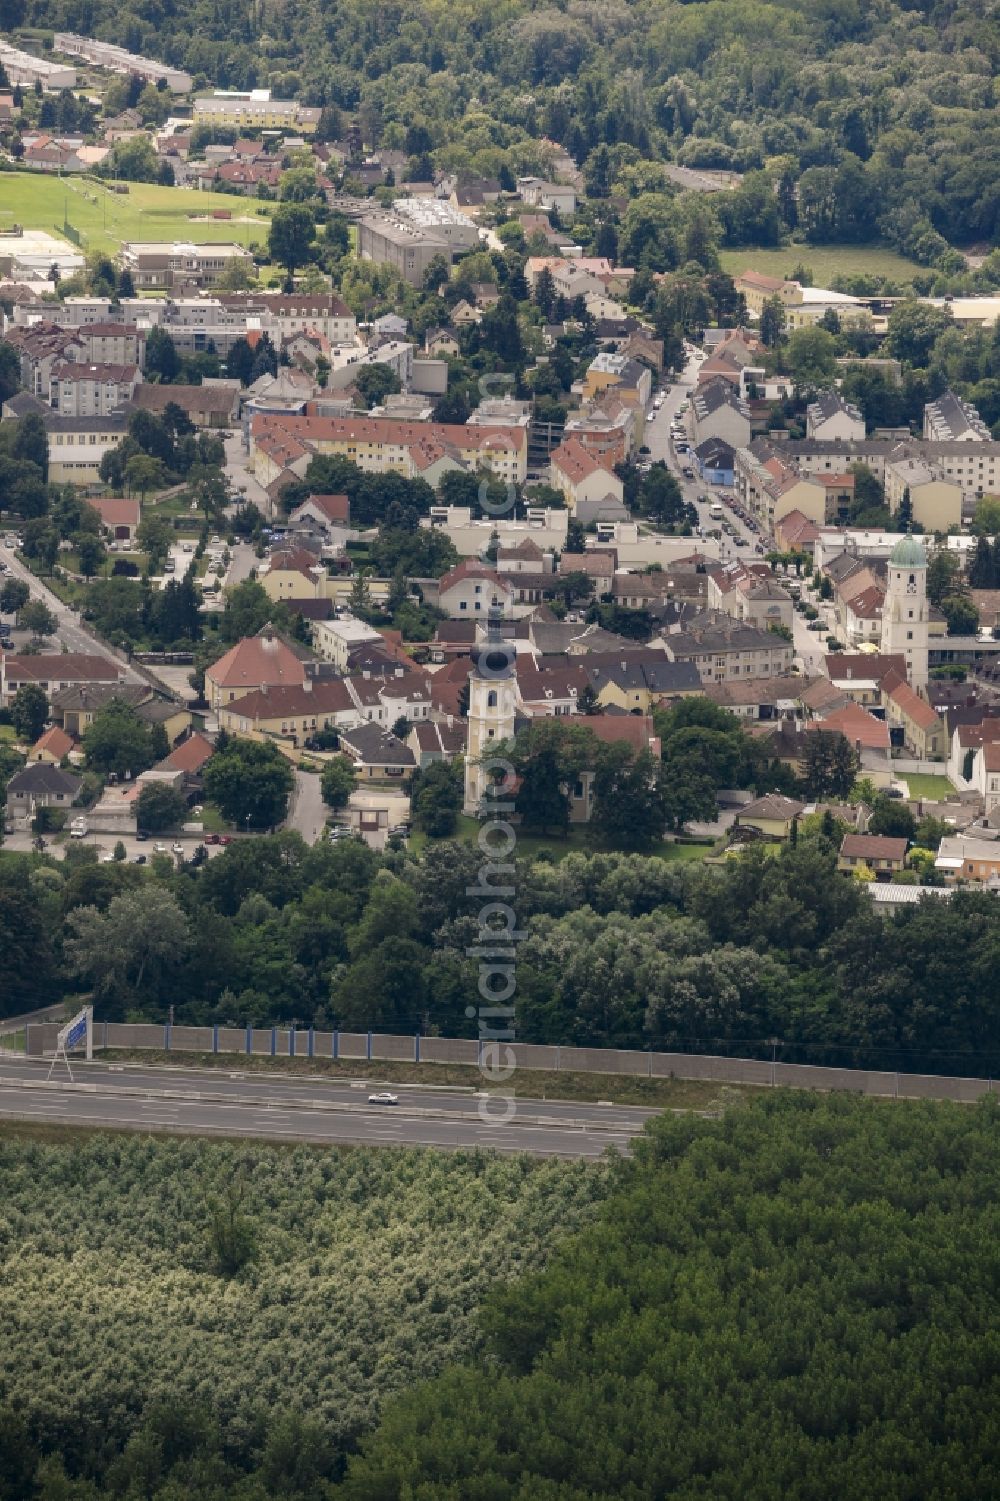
[{"left": 0, "top": 1056, "right": 659, "bottom": 1158}]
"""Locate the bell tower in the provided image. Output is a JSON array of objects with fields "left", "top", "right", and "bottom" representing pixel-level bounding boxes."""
[
  {"left": 880, "top": 534, "right": 928, "bottom": 693},
  {"left": 463, "top": 608, "right": 517, "bottom": 815}
]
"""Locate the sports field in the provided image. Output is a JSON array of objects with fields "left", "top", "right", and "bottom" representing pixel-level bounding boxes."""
[
  {"left": 718, "top": 244, "right": 923, "bottom": 286},
  {"left": 0, "top": 172, "right": 270, "bottom": 257}
]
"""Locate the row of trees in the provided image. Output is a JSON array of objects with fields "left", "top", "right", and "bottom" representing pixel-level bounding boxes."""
[{"left": 4, "top": 815, "right": 999, "bottom": 1073}]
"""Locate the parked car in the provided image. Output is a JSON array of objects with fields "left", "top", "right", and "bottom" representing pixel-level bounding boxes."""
[
  {"left": 368, "top": 1092, "right": 398, "bottom": 1105},
  {"left": 171, "top": 843, "right": 184, "bottom": 855},
  {"left": 136, "top": 830, "right": 149, "bottom": 841},
  {"left": 153, "top": 842, "right": 168, "bottom": 854},
  {"left": 133, "top": 854, "right": 147, "bottom": 865}
]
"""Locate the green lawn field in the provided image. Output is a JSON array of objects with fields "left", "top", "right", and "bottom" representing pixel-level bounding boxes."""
[
  {"left": 0, "top": 172, "right": 271, "bottom": 257},
  {"left": 408, "top": 814, "right": 714, "bottom": 863},
  {"left": 900, "top": 773, "right": 955, "bottom": 801},
  {"left": 718, "top": 243, "right": 923, "bottom": 287}
]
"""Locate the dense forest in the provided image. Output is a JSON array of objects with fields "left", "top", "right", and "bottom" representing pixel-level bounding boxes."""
[
  {"left": 343, "top": 1092, "right": 1000, "bottom": 1499},
  {"left": 12, "top": 0, "right": 1000, "bottom": 254},
  {"left": 3, "top": 1094, "right": 998, "bottom": 1497},
  {"left": 0, "top": 1135, "right": 606, "bottom": 1497},
  {"left": 5, "top": 825, "right": 1000, "bottom": 1074}
]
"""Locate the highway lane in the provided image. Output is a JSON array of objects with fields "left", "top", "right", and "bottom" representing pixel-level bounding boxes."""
[
  {"left": 0, "top": 1062, "right": 654, "bottom": 1152},
  {"left": 0, "top": 1058, "right": 659, "bottom": 1158}
]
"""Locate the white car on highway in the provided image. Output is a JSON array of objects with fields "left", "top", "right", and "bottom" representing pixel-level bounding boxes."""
[{"left": 368, "top": 1092, "right": 399, "bottom": 1105}]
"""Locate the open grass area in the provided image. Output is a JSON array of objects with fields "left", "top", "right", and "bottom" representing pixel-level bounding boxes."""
[
  {"left": 104, "top": 1048, "right": 758, "bottom": 1110},
  {"left": 0, "top": 724, "right": 16, "bottom": 743},
  {"left": 718, "top": 243, "right": 923, "bottom": 286},
  {"left": 901, "top": 773, "right": 955, "bottom": 801},
  {"left": 0, "top": 172, "right": 271, "bottom": 257},
  {"left": 410, "top": 815, "right": 714, "bottom": 864}
]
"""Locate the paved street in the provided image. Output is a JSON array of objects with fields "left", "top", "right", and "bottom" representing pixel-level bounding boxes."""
[
  {"left": 224, "top": 432, "right": 274, "bottom": 519},
  {"left": 0, "top": 544, "right": 144, "bottom": 680},
  {"left": 0, "top": 1057, "right": 658, "bottom": 1158},
  {"left": 1, "top": 828, "right": 227, "bottom": 861},
  {"left": 644, "top": 350, "right": 760, "bottom": 559},
  {"left": 286, "top": 767, "right": 327, "bottom": 845}
]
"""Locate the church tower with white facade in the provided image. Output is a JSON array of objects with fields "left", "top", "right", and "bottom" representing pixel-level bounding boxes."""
[
  {"left": 463, "top": 609, "right": 517, "bottom": 816},
  {"left": 880, "top": 534, "right": 929, "bottom": 694}
]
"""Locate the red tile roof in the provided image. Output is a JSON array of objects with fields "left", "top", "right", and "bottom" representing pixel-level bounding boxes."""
[
  {"left": 205, "top": 629, "right": 307, "bottom": 692},
  {"left": 840, "top": 834, "right": 908, "bottom": 862},
  {"left": 32, "top": 725, "right": 73, "bottom": 759},
  {"left": 886, "top": 679, "right": 940, "bottom": 732},
  {"left": 3, "top": 653, "right": 123, "bottom": 685},
  {"left": 303, "top": 493, "right": 350, "bottom": 523},
  {"left": 224, "top": 680, "right": 355, "bottom": 720},
  {"left": 87, "top": 496, "right": 140, "bottom": 529},
  {"left": 166, "top": 732, "right": 215, "bottom": 773},
  {"left": 812, "top": 702, "right": 890, "bottom": 750}
]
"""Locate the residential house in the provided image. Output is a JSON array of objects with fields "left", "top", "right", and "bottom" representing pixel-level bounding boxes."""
[
  {"left": 806, "top": 392, "right": 866, "bottom": 442},
  {"left": 132, "top": 382, "right": 239, "bottom": 429},
  {"left": 923, "top": 391, "right": 991, "bottom": 444},
  {"left": 734, "top": 793, "right": 806, "bottom": 840},
  {"left": 424, "top": 328, "right": 460, "bottom": 358},
  {"left": 661, "top": 613, "right": 793, "bottom": 684},
  {"left": 495, "top": 539, "right": 552, "bottom": 575},
  {"left": 704, "top": 675, "right": 811, "bottom": 720},
  {"left": 822, "top": 654, "right": 908, "bottom": 710},
  {"left": 312, "top": 616, "right": 384, "bottom": 670},
  {"left": 517, "top": 177, "right": 577, "bottom": 216},
  {"left": 694, "top": 437, "right": 735, "bottom": 487},
  {"left": 4, "top": 764, "right": 81, "bottom": 826},
  {"left": 436, "top": 562, "right": 514, "bottom": 618},
  {"left": 28, "top": 726, "right": 74, "bottom": 764},
  {"left": 549, "top": 437, "right": 623, "bottom": 512},
  {"left": 0, "top": 652, "right": 125, "bottom": 707},
  {"left": 165, "top": 732, "right": 216, "bottom": 778},
  {"left": 883, "top": 677, "right": 946, "bottom": 758},
  {"left": 286, "top": 493, "right": 351, "bottom": 540},
  {"left": 337, "top": 721, "right": 415, "bottom": 781},
  {"left": 841, "top": 583, "right": 885, "bottom": 645},
  {"left": 807, "top": 700, "right": 892, "bottom": 785},
  {"left": 407, "top": 719, "right": 465, "bottom": 768},
  {"left": 691, "top": 379, "right": 752, "bottom": 451},
  {"left": 260, "top": 547, "right": 325, "bottom": 602},
  {"left": 882, "top": 446, "right": 962, "bottom": 532},
  {"left": 219, "top": 680, "right": 357, "bottom": 745},
  {"left": 48, "top": 681, "right": 149, "bottom": 736},
  {"left": 706, "top": 562, "right": 793, "bottom": 632},
  {"left": 935, "top": 835, "right": 1000, "bottom": 884},
  {"left": 566, "top": 715, "right": 662, "bottom": 824},
  {"left": 837, "top": 833, "right": 908, "bottom": 878},
  {"left": 581, "top": 353, "right": 652, "bottom": 413},
  {"left": 558, "top": 551, "right": 617, "bottom": 597}
]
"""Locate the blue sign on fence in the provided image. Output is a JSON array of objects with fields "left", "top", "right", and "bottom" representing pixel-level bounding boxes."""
[{"left": 64, "top": 1015, "right": 88, "bottom": 1050}]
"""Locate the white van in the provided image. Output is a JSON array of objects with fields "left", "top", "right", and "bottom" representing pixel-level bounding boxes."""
[{"left": 69, "top": 817, "right": 88, "bottom": 839}]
